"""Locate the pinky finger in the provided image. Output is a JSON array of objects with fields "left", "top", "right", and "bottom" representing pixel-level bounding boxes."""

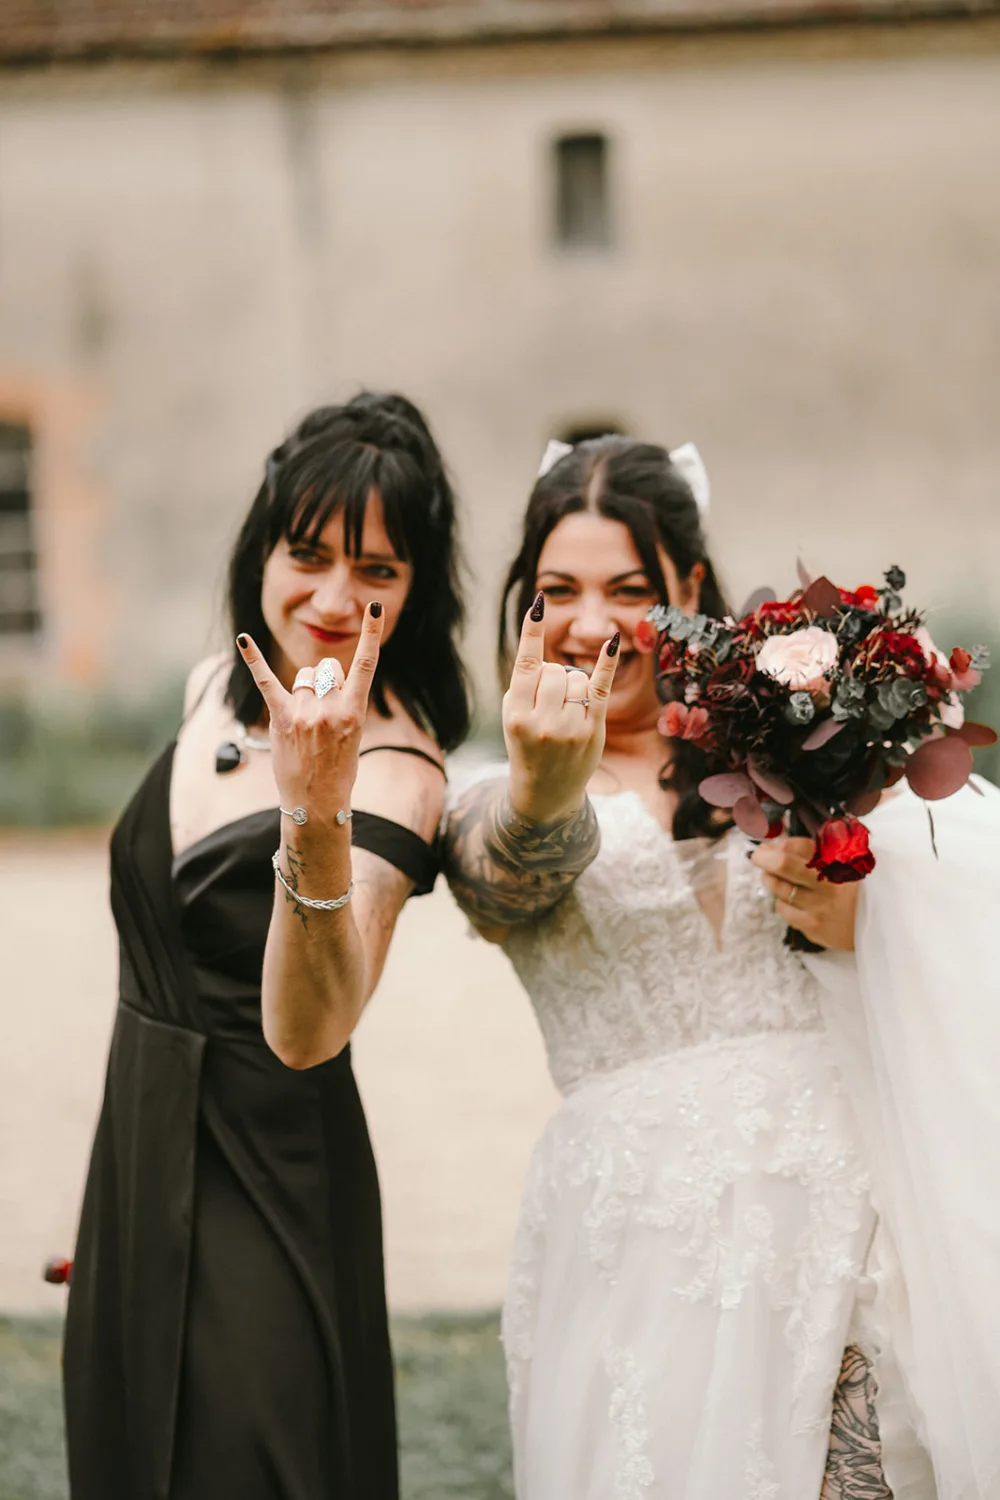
[{"left": 583, "top": 632, "right": 622, "bottom": 719}]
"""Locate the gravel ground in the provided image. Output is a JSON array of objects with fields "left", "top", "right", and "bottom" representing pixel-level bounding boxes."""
[{"left": 0, "top": 1312, "right": 514, "bottom": 1500}]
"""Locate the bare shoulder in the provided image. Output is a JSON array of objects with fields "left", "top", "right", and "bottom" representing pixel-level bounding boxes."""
[
  {"left": 183, "top": 652, "right": 231, "bottom": 718},
  {"left": 354, "top": 695, "right": 447, "bottom": 841}
]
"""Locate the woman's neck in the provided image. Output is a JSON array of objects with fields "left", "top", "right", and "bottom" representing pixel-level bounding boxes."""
[{"left": 603, "top": 696, "right": 665, "bottom": 762}]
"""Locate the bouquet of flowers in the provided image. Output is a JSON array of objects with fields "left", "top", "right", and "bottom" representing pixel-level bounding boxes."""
[{"left": 636, "top": 567, "right": 994, "bottom": 941}]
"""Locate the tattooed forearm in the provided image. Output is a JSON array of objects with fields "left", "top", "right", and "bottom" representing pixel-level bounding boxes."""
[
  {"left": 820, "top": 1345, "right": 893, "bottom": 1500},
  {"left": 278, "top": 843, "right": 310, "bottom": 930},
  {"left": 443, "top": 779, "right": 600, "bottom": 928}
]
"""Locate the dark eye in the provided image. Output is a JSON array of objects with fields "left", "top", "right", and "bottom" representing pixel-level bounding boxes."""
[
  {"left": 538, "top": 584, "right": 574, "bottom": 601},
  {"left": 614, "top": 584, "right": 655, "bottom": 601},
  {"left": 359, "top": 563, "right": 400, "bottom": 582},
  {"left": 289, "top": 545, "right": 325, "bottom": 567}
]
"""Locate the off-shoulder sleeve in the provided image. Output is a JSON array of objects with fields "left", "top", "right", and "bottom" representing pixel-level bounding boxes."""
[{"left": 351, "top": 810, "right": 439, "bottom": 897}]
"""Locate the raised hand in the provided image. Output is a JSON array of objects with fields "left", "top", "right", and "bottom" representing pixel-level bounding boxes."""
[
  {"left": 504, "top": 592, "right": 620, "bottom": 824},
  {"left": 235, "top": 603, "right": 385, "bottom": 832}
]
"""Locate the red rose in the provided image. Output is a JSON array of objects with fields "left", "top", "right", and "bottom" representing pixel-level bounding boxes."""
[
  {"left": 840, "top": 584, "right": 879, "bottom": 608},
  {"left": 806, "top": 814, "right": 876, "bottom": 884},
  {"left": 746, "top": 600, "right": 804, "bottom": 639}
]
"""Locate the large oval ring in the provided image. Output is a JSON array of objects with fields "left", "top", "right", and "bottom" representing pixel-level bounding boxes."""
[
  {"left": 314, "top": 659, "right": 341, "bottom": 699},
  {"left": 292, "top": 667, "right": 316, "bottom": 693}
]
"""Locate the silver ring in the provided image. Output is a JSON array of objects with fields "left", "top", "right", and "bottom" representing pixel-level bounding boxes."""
[
  {"left": 565, "top": 697, "right": 589, "bottom": 706},
  {"left": 314, "top": 659, "right": 341, "bottom": 699},
  {"left": 292, "top": 668, "right": 316, "bottom": 693},
  {"left": 786, "top": 884, "right": 798, "bottom": 907}
]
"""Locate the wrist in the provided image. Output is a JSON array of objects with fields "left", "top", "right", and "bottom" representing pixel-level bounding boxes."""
[{"left": 506, "top": 786, "right": 588, "bottom": 830}]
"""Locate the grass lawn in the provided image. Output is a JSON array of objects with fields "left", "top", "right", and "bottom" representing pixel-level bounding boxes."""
[{"left": 0, "top": 1312, "right": 513, "bottom": 1500}]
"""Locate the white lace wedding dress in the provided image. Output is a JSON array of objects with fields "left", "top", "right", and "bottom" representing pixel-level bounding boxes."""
[{"left": 499, "top": 791, "right": 876, "bottom": 1500}]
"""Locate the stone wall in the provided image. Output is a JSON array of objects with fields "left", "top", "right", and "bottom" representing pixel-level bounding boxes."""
[{"left": 1, "top": 23, "right": 998, "bottom": 710}]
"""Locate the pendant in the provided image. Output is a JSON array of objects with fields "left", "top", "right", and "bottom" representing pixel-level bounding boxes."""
[{"left": 215, "top": 741, "right": 244, "bottom": 775}]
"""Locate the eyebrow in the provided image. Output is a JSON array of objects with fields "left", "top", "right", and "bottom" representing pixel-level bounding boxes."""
[{"left": 537, "top": 568, "right": 651, "bottom": 585}]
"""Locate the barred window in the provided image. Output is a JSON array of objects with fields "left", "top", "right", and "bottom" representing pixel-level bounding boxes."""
[
  {"left": 554, "top": 133, "right": 612, "bottom": 251},
  {"left": 0, "top": 424, "right": 42, "bottom": 637}
]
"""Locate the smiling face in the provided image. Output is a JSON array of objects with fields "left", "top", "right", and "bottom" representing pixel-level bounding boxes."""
[
  {"left": 535, "top": 511, "right": 703, "bottom": 728},
  {"left": 260, "top": 490, "right": 412, "bottom": 689}
]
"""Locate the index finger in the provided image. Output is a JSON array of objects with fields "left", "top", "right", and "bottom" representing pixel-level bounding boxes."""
[
  {"left": 506, "top": 592, "right": 546, "bottom": 710},
  {"left": 235, "top": 633, "right": 288, "bottom": 718},
  {"left": 343, "top": 602, "right": 385, "bottom": 707},
  {"left": 583, "top": 632, "right": 622, "bottom": 722}
]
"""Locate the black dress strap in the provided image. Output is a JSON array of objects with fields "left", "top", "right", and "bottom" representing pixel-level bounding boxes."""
[
  {"left": 351, "top": 811, "right": 439, "bottom": 896},
  {"left": 358, "top": 744, "right": 446, "bottom": 775}
]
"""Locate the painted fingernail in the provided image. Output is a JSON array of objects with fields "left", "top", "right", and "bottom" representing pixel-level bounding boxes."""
[
  {"left": 369, "top": 601, "right": 383, "bottom": 618},
  {"left": 607, "top": 631, "right": 621, "bottom": 657},
  {"left": 237, "top": 634, "right": 248, "bottom": 649},
  {"left": 530, "top": 591, "right": 545, "bottom": 622}
]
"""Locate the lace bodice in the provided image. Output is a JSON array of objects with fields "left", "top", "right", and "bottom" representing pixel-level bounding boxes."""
[{"left": 503, "top": 792, "right": 825, "bottom": 1093}]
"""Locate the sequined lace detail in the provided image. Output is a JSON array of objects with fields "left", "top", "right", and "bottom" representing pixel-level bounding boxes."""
[
  {"left": 504, "top": 793, "right": 826, "bottom": 1094},
  {"left": 604, "top": 1342, "right": 655, "bottom": 1497}
]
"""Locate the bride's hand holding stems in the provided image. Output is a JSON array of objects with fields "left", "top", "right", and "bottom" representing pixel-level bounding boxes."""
[
  {"left": 752, "top": 837, "right": 859, "bottom": 952},
  {"left": 504, "top": 591, "right": 621, "bottom": 823}
]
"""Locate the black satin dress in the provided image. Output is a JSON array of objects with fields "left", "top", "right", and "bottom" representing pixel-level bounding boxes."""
[{"left": 63, "top": 741, "right": 439, "bottom": 1500}]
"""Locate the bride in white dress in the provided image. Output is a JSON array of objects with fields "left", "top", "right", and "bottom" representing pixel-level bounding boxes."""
[{"left": 444, "top": 436, "right": 1000, "bottom": 1500}]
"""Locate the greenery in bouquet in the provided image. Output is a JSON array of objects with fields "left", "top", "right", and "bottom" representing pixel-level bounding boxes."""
[{"left": 636, "top": 567, "right": 996, "bottom": 892}]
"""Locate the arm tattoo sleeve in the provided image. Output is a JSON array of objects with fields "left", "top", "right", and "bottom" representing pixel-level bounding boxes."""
[
  {"left": 820, "top": 1345, "right": 893, "bottom": 1500},
  {"left": 443, "top": 779, "right": 601, "bottom": 928}
]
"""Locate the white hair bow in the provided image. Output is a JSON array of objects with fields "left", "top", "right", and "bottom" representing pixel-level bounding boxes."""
[
  {"left": 667, "top": 442, "right": 711, "bottom": 517},
  {"left": 537, "top": 439, "right": 573, "bottom": 478},
  {"left": 536, "top": 435, "right": 711, "bottom": 518}
]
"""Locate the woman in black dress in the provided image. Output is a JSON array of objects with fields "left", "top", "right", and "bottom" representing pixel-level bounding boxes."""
[{"left": 63, "top": 392, "right": 470, "bottom": 1500}]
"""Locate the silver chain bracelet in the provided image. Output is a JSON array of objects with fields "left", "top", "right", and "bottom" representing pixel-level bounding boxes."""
[{"left": 271, "top": 851, "right": 353, "bottom": 912}]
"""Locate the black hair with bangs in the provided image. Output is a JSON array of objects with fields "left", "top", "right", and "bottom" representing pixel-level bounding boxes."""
[
  {"left": 224, "top": 392, "right": 471, "bottom": 752},
  {"left": 499, "top": 435, "right": 729, "bottom": 838}
]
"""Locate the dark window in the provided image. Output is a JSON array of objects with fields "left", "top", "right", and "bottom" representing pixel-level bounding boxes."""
[
  {"left": 554, "top": 133, "right": 612, "bottom": 251},
  {"left": 0, "top": 424, "right": 42, "bottom": 637}
]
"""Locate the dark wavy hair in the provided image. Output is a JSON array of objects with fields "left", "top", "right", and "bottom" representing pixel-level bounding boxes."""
[
  {"left": 224, "top": 391, "right": 471, "bottom": 752},
  {"left": 499, "top": 435, "right": 729, "bottom": 839}
]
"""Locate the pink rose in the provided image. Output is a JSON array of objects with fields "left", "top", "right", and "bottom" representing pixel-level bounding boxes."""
[{"left": 756, "top": 627, "right": 839, "bottom": 690}]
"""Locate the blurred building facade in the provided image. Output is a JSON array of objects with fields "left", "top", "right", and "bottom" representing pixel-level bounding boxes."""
[{"left": 1, "top": 0, "right": 998, "bottom": 712}]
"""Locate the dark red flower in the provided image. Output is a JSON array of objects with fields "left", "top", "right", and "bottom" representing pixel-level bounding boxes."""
[
  {"left": 806, "top": 815, "right": 876, "bottom": 884},
  {"left": 950, "top": 647, "right": 971, "bottom": 676},
  {"left": 745, "top": 599, "right": 804, "bottom": 639},
  {"left": 869, "top": 630, "right": 928, "bottom": 679}
]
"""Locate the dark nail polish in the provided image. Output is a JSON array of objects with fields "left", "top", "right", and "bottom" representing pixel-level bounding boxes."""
[
  {"left": 607, "top": 631, "right": 621, "bottom": 658},
  {"left": 237, "top": 634, "right": 248, "bottom": 649},
  {"left": 530, "top": 591, "right": 545, "bottom": 622},
  {"left": 370, "top": 601, "right": 383, "bottom": 618}
]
